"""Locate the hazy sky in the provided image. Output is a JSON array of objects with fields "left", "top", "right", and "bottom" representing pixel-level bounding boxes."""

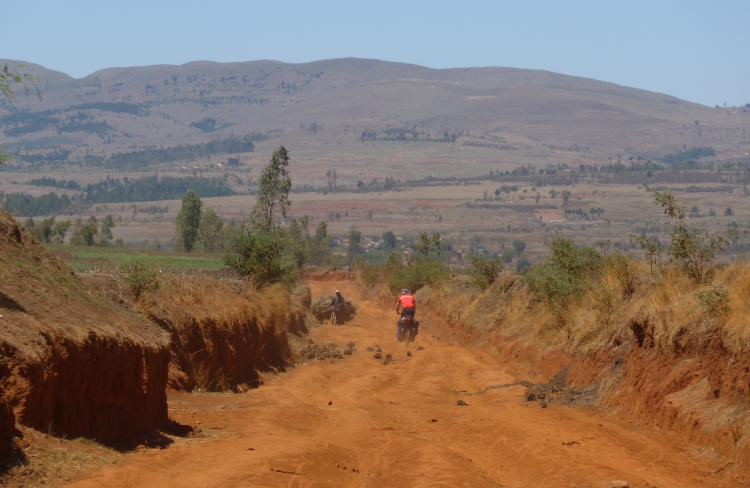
[{"left": 5, "top": 0, "right": 748, "bottom": 107}]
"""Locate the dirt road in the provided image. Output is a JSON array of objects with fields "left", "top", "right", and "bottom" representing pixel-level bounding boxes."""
[{"left": 66, "top": 281, "right": 721, "bottom": 487}]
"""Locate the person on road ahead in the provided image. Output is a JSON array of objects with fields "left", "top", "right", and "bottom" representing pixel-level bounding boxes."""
[
  {"left": 395, "top": 289, "right": 417, "bottom": 341},
  {"left": 329, "top": 290, "right": 345, "bottom": 325}
]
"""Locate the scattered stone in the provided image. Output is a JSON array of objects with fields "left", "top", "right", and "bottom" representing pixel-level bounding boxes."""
[
  {"left": 407, "top": 351, "right": 412, "bottom": 357},
  {"left": 456, "top": 399, "right": 469, "bottom": 406},
  {"left": 344, "top": 349, "right": 352, "bottom": 356},
  {"left": 430, "top": 419, "right": 438, "bottom": 422},
  {"left": 366, "top": 346, "right": 374, "bottom": 352},
  {"left": 382, "top": 360, "right": 389, "bottom": 365},
  {"left": 376, "top": 346, "right": 382, "bottom": 353},
  {"left": 603, "top": 481, "right": 630, "bottom": 488},
  {"left": 374, "top": 352, "right": 382, "bottom": 359},
  {"left": 562, "top": 440, "right": 579, "bottom": 446},
  {"left": 298, "top": 341, "right": 343, "bottom": 360},
  {"left": 247, "top": 447, "right": 255, "bottom": 451},
  {"left": 389, "top": 401, "right": 400, "bottom": 405},
  {"left": 385, "top": 354, "right": 392, "bottom": 361},
  {"left": 417, "top": 346, "right": 425, "bottom": 351},
  {"left": 540, "top": 401, "right": 548, "bottom": 408},
  {"left": 524, "top": 391, "right": 536, "bottom": 402}
]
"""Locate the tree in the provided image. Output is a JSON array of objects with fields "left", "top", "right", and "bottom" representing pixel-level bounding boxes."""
[
  {"left": 549, "top": 189, "right": 559, "bottom": 199},
  {"left": 348, "top": 228, "right": 362, "bottom": 259},
  {"left": 287, "top": 217, "right": 307, "bottom": 268},
  {"left": 199, "top": 207, "right": 225, "bottom": 251},
  {"left": 40, "top": 217, "right": 56, "bottom": 243},
  {"left": 513, "top": 239, "right": 526, "bottom": 255},
  {"left": 71, "top": 216, "right": 99, "bottom": 246},
  {"left": 648, "top": 187, "right": 730, "bottom": 284},
  {"left": 174, "top": 190, "right": 203, "bottom": 252},
  {"left": 1, "top": 64, "right": 42, "bottom": 165},
  {"left": 99, "top": 214, "right": 115, "bottom": 246},
  {"left": 252, "top": 146, "right": 291, "bottom": 230},
  {"left": 24, "top": 215, "right": 35, "bottom": 231},
  {"left": 53, "top": 220, "right": 72, "bottom": 243},
  {"left": 561, "top": 190, "right": 572, "bottom": 206},
  {"left": 382, "top": 231, "right": 396, "bottom": 250},
  {"left": 307, "top": 221, "right": 328, "bottom": 264}
]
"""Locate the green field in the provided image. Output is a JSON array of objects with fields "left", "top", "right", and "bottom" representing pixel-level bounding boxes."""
[{"left": 44, "top": 244, "right": 226, "bottom": 273}]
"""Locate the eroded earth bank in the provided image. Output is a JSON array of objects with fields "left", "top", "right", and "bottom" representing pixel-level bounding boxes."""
[{"left": 62, "top": 280, "right": 741, "bottom": 487}]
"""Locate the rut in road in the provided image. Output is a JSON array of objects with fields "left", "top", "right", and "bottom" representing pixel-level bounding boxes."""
[{"left": 66, "top": 281, "right": 723, "bottom": 487}]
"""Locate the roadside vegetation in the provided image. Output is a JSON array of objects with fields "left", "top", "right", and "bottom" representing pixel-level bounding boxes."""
[{"left": 357, "top": 186, "right": 743, "bottom": 353}]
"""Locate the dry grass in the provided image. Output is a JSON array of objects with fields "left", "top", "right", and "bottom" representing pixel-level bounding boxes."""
[
  {"left": 418, "top": 261, "right": 750, "bottom": 357},
  {"left": 134, "top": 275, "right": 307, "bottom": 391}
]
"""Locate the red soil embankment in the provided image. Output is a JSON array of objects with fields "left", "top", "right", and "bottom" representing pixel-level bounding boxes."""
[
  {"left": 134, "top": 276, "right": 311, "bottom": 392},
  {"left": 65, "top": 278, "right": 730, "bottom": 488},
  {"left": 0, "top": 211, "right": 170, "bottom": 447}
]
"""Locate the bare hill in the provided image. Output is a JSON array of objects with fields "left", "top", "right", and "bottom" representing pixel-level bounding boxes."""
[{"left": 1, "top": 57, "right": 749, "bottom": 176}]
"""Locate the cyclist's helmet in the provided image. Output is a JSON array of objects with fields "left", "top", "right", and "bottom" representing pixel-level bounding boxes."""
[{"left": 401, "top": 289, "right": 409, "bottom": 294}]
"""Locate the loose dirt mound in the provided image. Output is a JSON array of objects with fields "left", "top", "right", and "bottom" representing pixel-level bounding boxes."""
[
  {"left": 0, "top": 210, "right": 171, "bottom": 447},
  {"left": 297, "top": 340, "right": 355, "bottom": 360},
  {"left": 135, "top": 277, "right": 309, "bottom": 392}
]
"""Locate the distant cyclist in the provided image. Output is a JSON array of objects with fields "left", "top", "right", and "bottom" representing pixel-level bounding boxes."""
[
  {"left": 329, "top": 290, "right": 345, "bottom": 325},
  {"left": 395, "top": 288, "right": 416, "bottom": 341}
]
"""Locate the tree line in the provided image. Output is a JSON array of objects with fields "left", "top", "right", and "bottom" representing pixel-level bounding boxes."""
[{"left": 1, "top": 175, "right": 235, "bottom": 216}]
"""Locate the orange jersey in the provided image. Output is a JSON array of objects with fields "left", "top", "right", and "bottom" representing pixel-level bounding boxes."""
[{"left": 397, "top": 294, "right": 415, "bottom": 309}]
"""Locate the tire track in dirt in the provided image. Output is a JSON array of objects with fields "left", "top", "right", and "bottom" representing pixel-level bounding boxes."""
[{"left": 65, "top": 280, "right": 725, "bottom": 487}]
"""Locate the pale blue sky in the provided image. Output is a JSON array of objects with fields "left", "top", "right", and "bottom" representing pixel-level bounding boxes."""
[{"left": 5, "top": 0, "right": 749, "bottom": 106}]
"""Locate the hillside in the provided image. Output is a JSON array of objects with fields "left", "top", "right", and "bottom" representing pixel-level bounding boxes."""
[{"left": 2, "top": 57, "right": 749, "bottom": 178}]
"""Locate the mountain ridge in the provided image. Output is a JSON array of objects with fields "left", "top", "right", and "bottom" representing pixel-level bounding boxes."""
[{"left": 1, "top": 57, "right": 748, "bottom": 173}]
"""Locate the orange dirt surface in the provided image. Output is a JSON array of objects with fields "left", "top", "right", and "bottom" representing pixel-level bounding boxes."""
[{"left": 65, "top": 281, "right": 731, "bottom": 487}]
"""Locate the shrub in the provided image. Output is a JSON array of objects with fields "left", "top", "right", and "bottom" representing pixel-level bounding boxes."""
[
  {"left": 515, "top": 257, "right": 532, "bottom": 273},
  {"left": 225, "top": 225, "right": 296, "bottom": 287},
  {"left": 696, "top": 285, "right": 730, "bottom": 318},
  {"left": 523, "top": 236, "right": 602, "bottom": 317},
  {"left": 387, "top": 258, "right": 450, "bottom": 293},
  {"left": 121, "top": 257, "right": 159, "bottom": 299},
  {"left": 311, "top": 295, "right": 358, "bottom": 323},
  {"left": 469, "top": 254, "right": 504, "bottom": 289}
]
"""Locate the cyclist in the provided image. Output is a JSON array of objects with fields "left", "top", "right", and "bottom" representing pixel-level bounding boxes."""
[
  {"left": 329, "top": 290, "right": 345, "bottom": 325},
  {"left": 395, "top": 288, "right": 417, "bottom": 341}
]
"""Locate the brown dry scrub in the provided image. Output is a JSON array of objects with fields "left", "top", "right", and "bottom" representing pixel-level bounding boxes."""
[
  {"left": 363, "top": 260, "right": 750, "bottom": 472},
  {"left": 0, "top": 210, "right": 170, "bottom": 450},
  {"left": 134, "top": 275, "right": 310, "bottom": 392}
]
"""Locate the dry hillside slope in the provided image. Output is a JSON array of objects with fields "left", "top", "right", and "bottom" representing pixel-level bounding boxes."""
[{"left": 2, "top": 57, "right": 748, "bottom": 171}]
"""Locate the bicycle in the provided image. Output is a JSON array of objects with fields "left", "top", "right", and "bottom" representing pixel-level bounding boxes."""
[{"left": 329, "top": 306, "right": 339, "bottom": 326}]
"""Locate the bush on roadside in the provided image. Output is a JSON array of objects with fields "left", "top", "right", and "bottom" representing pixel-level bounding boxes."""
[
  {"left": 120, "top": 257, "right": 160, "bottom": 299},
  {"left": 523, "top": 236, "right": 602, "bottom": 319},
  {"left": 225, "top": 224, "right": 297, "bottom": 288},
  {"left": 469, "top": 254, "right": 504, "bottom": 290},
  {"left": 311, "top": 295, "right": 358, "bottom": 323},
  {"left": 388, "top": 258, "right": 450, "bottom": 294}
]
